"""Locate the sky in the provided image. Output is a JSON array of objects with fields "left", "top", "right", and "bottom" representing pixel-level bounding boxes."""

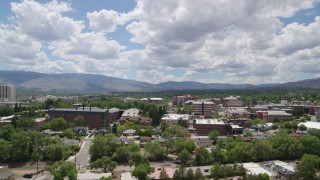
[{"left": 0, "top": 0, "right": 320, "bottom": 84}]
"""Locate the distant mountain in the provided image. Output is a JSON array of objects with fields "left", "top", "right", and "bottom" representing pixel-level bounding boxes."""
[{"left": 0, "top": 70, "right": 319, "bottom": 94}]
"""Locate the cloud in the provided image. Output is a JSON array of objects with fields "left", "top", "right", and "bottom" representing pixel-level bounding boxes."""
[
  {"left": 11, "top": 0, "right": 84, "bottom": 41},
  {"left": 51, "top": 32, "right": 125, "bottom": 60},
  {"left": 87, "top": 9, "right": 129, "bottom": 33},
  {"left": 1, "top": 0, "right": 320, "bottom": 84}
]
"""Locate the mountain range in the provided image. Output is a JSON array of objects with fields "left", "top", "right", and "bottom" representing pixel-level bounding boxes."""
[{"left": 0, "top": 70, "right": 319, "bottom": 94}]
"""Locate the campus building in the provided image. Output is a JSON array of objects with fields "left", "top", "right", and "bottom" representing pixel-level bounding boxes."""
[
  {"left": 48, "top": 107, "right": 109, "bottom": 129},
  {"left": 0, "top": 84, "right": 16, "bottom": 102},
  {"left": 192, "top": 119, "right": 230, "bottom": 136},
  {"left": 185, "top": 100, "right": 214, "bottom": 117}
]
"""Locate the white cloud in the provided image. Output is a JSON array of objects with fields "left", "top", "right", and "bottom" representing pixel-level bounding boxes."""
[
  {"left": 1, "top": 0, "right": 320, "bottom": 84},
  {"left": 87, "top": 9, "right": 129, "bottom": 33},
  {"left": 11, "top": 0, "right": 84, "bottom": 41}
]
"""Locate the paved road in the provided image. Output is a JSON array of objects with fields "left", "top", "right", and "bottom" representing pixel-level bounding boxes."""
[{"left": 67, "top": 135, "right": 94, "bottom": 169}]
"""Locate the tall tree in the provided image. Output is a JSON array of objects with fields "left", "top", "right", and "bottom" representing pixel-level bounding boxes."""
[
  {"left": 46, "top": 161, "right": 77, "bottom": 180},
  {"left": 132, "top": 163, "right": 154, "bottom": 180},
  {"left": 90, "top": 156, "right": 117, "bottom": 173},
  {"left": 159, "top": 168, "right": 169, "bottom": 180},
  {"left": 74, "top": 116, "right": 84, "bottom": 126}
]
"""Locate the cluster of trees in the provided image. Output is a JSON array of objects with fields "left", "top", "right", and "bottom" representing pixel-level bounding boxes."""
[
  {"left": 295, "top": 154, "right": 320, "bottom": 179},
  {"left": 0, "top": 125, "right": 79, "bottom": 163},
  {"left": 210, "top": 163, "right": 246, "bottom": 180},
  {"left": 171, "top": 166, "right": 205, "bottom": 180},
  {"left": 89, "top": 133, "right": 155, "bottom": 179},
  {"left": 192, "top": 130, "right": 320, "bottom": 166},
  {"left": 46, "top": 161, "right": 77, "bottom": 180}
]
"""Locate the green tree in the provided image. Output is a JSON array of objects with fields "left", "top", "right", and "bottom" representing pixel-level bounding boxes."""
[
  {"left": 295, "top": 154, "right": 320, "bottom": 180},
  {"left": 50, "top": 118, "right": 68, "bottom": 131},
  {"left": 299, "top": 135, "right": 320, "bottom": 156},
  {"left": 298, "top": 124, "right": 307, "bottom": 133},
  {"left": 178, "top": 149, "right": 192, "bottom": 165},
  {"left": 0, "top": 138, "right": 11, "bottom": 161},
  {"left": 10, "top": 131, "right": 32, "bottom": 161},
  {"left": 194, "top": 168, "right": 204, "bottom": 180},
  {"left": 74, "top": 116, "right": 84, "bottom": 126},
  {"left": 0, "top": 124, "right": 16, "bottom": 141},
  {"left": 132, "top": 163, "right": 154, "bottom": 180},
  {"left": 145, "top": 142, "right": 166, "bottom": 161},
  {"left": 61, "top": 128, "right": 77, "bottom": 139},
  {"left": 194, "top": 147, "right": 211, "bottom": 166},
  {"left": 185, "top": 169, "right": 194, "bottom": 180},
  {"left": 162, "top": 125, "right": 191, "bottom": 138},
  {"left": 46, "top": 144, "right": 65, "bottom": 161},
  {"left": 177, "top": 118, "right": 189, "bottom": 128},
  {"left": 46, "top": 161, "right": 77, "bottom": 180},
  {"left": 208, "top": 130, "right": 219, "bottom": 142},
  {"left": 89, "top": 136, "right": 112, "bottom": 161},
  {"left": 90, "top": 156, "right": 117, "bottom": 173},
  {"left": 159, "top": 168, "right": 169, "bottom": 180}
]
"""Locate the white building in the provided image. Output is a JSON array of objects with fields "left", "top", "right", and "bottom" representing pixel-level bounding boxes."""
[
  {"left": 161, "top": 114, "right": 190, "bottom": 126},
  {"left": 298, "top": 121, "right": 320, "bottom": 130},
  {"left": 0, "top": 85, "right": 16, "bottom": 102}
]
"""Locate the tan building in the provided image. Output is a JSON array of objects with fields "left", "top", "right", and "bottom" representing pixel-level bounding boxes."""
[
  {"left": 185, "top": 100, "right": 214, "bottom": 117},
  {"left": 161, "top": 114, "right": 190, "bottom": 126},
  {"left": 223, "top": 96, "right": 244, "bottom": 107},
  {"left": 0, "top": 85, "right": 16, "bottom": 102}
]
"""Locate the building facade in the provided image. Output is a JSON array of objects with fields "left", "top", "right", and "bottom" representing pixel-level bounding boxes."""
[
  {"left": 185, "top": 100, "right": 214, "bottom": 117},
  {"left": 48, "top": 107, "right": 109, "bottom": 129},
  {"left": 0, "top": 84, "right": 16, "bottom": 102},
  {"left": 192, "top": 119, "right": 230, "bottom": 136}
]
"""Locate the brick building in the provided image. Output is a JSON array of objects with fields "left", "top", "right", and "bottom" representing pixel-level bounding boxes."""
[
  {"left": 192, "top": 119, "right": 230, "bottom": 136},
  {"left": 48, "top": 107, "right": 108, "bottom": 129},
  {"left": 257, "top": 111, "right": 292, "bottom": 122},
  {"left": 172, "top": 95, "right": 197, "bottom": 105},
  {"left": 223, "top": 96, "right": 244, "bottom": 107},
  {"left": 185, "top": 100, "right": 214, "bottom": 117},
  {"left": 108, "top": 108, "right": 123, "bottom": 123}
]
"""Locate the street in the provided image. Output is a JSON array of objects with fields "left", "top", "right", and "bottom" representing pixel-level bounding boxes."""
[{"left": 67, "top": 135, "right": 94, "bottom": 169}]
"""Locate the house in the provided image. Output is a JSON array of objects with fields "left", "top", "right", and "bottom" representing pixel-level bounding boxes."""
[
  {"left": 77, "top": 173, "right": 112, "bottom": 180},
  {"left": 74, "top": 126, "right": 89, "bottom": 135},
  {"left": 140, "top": 136, "right": 152, "bottom": 147},
  {"left": 123, "top": 129, "right": 136, "bottom": 136},
  {"left": 61, "top": 139, "right": 80, "bottom": 146},
  {"left": 191, "top": 136, "right": 213, "bottom": 148}
]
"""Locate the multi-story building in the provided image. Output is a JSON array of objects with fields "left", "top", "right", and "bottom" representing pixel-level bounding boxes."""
[
  {"left": 223, "top": 96, "right": 244, "bottom": 107},
  {"left": 0, "top": 84, "right": 16, "bottom": 102},
  {"left": 185, "top": 100, "right": 214, "bottom": 117},
  {"left": 257, "top": 111, "right": 292, "bottom": 121},
  {"left": 172, "top": 94, "right": 196, "bottom": 105},
  {"left": 161, "top": 114, "right": 190, "bottom": 126},
  {"left": 192, "top": 119, "right": 230, "bottom": 135},
  {"left": 48, "top": 107, "right": 109, "bottom": 129},
  {"left": 108, "top": 108, "right": 123, "bottom": 123}
]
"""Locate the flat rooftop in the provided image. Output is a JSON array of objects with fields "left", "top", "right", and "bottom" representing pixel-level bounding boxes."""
[
  {"left": 49, "top": 107, "right": 108, "bottom": 113},
  {"left": 243, "top": 163, "right": 273, "bottom": 176},
  {"left": 161, "top": 114, "right": 189, "bottom": 120},
  {"left": 122, "top": 108, "right": 140, "bottom": 117},
  {"left": 195, "top": 119, "right": 225, "bottom": 125}
]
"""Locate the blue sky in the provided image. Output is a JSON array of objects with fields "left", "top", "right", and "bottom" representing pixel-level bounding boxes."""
[{"left": 0, "top": 0, "right": 320, "bottom": 84}]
